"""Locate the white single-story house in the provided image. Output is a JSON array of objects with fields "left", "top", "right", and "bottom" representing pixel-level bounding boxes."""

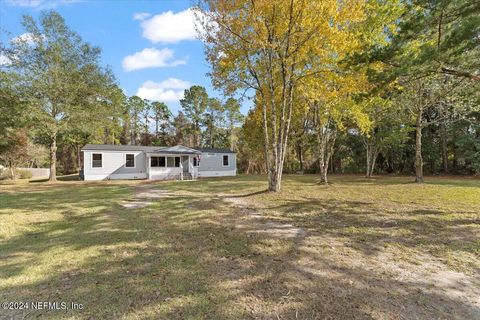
[{"left": 81, "top": 144, "right": 237, "bottom": 181}]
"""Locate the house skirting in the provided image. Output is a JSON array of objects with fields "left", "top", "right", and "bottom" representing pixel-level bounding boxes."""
[
  {"left": 148, "top": 173, "right": 185, "bottom": 180},
  {"left": 84, "top": 173, "right": 147, "bottom": 181},
  {"left": 197, "top": 170, "right": 236, "bottom": 178}
]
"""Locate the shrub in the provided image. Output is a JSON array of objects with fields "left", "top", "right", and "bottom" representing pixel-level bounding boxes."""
[
  {"left": 0, "top": 168, "right": 13, "bottom": 180},
  {"left": 16, "top": 169, "right": 33, "bottom": 180}
]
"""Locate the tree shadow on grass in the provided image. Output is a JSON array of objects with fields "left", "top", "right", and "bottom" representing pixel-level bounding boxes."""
[
  {"left": 227, "top": 189, "right": 270, "bottom": 198},
  {"left": 283, "top": 174, "right": 480, "bottom": 188},
  {"left": 203, "top": 199, "right": 480, "bottom": 319},
  {"left": 0, "top": 184, "right": 255, "bottom": 319},
  {"left": 0, "top": 185, "right": 133, "bottom": 216},
  {"left": 262, "top": 197, "right": 480, "bottom": 261}
]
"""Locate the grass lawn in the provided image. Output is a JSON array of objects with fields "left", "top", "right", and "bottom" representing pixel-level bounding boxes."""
[{"left": 0, "top": 175, "right": 479, "bottom": 319}]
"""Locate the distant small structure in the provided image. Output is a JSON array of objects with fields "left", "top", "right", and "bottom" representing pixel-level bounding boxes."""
[{"left": 16, "top": 168, "right": 50, "bottom": 179}]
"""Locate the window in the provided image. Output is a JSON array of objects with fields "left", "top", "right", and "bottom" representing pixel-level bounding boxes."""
[
  {"left": 159, "top": 157, "right": 166, "bottom": 167},
  {"left": 151, "top": 156, "right": 165, "bottom": 167},
  {"left": 167, "top": 157, "right": 175, "bottom": 167},
  {"left": 150, "top": 157, "right": 158, "bottom": 167},
  {"left": 193, "top": 156, "right": 200, "bottom": 166},
  {"left": 175, "top": 157, "right": 180, "bottom": 167},
  {"left": 223, "top": 155, "right": 229, "bottom": 166},
  {"left": 126, "top": 154, "right": 135, "bottom": 167},
  {"left": 92, "top": 153, "right": 102, "bottom": 168}
]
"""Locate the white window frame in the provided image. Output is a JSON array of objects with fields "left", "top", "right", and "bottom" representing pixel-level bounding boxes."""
[
  {"left": 150, "top": 156, "right": 166, "bottom": 168},
  {"left": 222, "top": 154, "right": 229, "bottom": 167},
  {"left": 174, "top": 156, "right": 181, "bottom": 168},
  {"left": 125, "top": 153, "right": 136, "bottom": 168},
  {"left": 166, "top": 156, "right": 175, "bottom": 168},
  {"left": 91, "top": 152, "right": 103, "bottom": 169}
]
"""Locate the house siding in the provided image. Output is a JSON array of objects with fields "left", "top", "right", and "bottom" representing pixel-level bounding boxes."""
[
  {"left": 83, "top": 150, "right": 147, "bottom": 180},
  {"left": 198, "top": 153, "right": 237, "bottom": 177}
]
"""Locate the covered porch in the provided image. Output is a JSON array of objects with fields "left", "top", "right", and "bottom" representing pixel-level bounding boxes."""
[{"left": 145, "top": 146, "right": 201, "bottom": 180}]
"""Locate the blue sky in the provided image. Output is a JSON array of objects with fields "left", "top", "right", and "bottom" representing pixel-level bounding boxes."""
[{"left": 0, "top": 0, "right": 252, "bottom": 114}]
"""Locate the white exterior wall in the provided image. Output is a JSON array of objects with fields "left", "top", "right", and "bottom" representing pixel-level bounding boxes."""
[
  {"left": 198, "top": 153, "right": 236, "bottom": 178},
  {"left": 83, "top": 150, "right": 147, "bottom": 181}
]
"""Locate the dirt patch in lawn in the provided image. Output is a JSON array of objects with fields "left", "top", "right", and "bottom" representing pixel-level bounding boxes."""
[
  {"left": 120, "top": 184, "right": 174, "bottom": 209},
  {"left": 224, "top": 196, "right": 306, "bottom": 239}
]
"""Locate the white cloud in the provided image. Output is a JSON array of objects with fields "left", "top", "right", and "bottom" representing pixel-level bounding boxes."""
[
  {"left": 6, "top": 0, "right": 42, "bottom": 6},
  {"left": 136, "top": 78, "right": 191, "bottom": 102},
  {"left": 133, "top": 12, "right": 150, "bottom": 20},
  {"left": 0, "top": 54, "right": 12, "bottom": 66},
  {"left": 122, "top": 48, "right": 186, "bottom": 72},
  {"left": 6, "top": 0, "right": 82, "bottom": 8},
  {"left": 140, "top": 8, "right": 201, "bottom": 44},
  {"left": 11, "top": 33, "right": 36, "bottom": 45}
]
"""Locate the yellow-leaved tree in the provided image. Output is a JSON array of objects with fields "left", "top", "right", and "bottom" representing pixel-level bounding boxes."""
[{"left": 196, "top": 0, "right": 401, "bottom": 190}]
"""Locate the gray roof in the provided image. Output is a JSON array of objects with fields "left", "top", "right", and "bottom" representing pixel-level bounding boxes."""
[
  {"left": 81, "top": 144, "right": 235, "bottom": 154},
  {"left": 145, "top": 145, "right": 201, "bottom": 155},
  {"left": 81, "top": 144, "right": 164, "bottom": 152},
  {"left": 197, "top": 147, "right": 236, "bottom": 154}
]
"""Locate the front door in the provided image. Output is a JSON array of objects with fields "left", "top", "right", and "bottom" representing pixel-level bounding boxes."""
[{"left": 181, "top": 156, "right": 189, "bottom": 172}]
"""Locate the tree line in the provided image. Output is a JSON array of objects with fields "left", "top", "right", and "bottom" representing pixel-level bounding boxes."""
[{"left": 1, "top": 1, "right": 479, "bottom": 191}]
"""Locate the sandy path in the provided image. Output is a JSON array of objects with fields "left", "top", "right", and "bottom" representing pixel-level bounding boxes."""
[
  {"left": 224, "top": 196, "right": 306, "bottom": 239},
  {"left": 120, "top": 184, "right": 174, "bottom": 209}
]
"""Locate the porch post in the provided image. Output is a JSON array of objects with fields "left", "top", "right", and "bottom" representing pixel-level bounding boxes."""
[
  {"left": 190, "top": 155, "right": 195, "bottom": 180},
  {"left": 146, "top": 154, "right": 150, "bottom": 179},
  {"left": 181, "top": 157, "right": 184, "bottom": 181}
]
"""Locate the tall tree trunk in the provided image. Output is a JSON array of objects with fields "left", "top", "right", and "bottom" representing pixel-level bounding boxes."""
[
  {"left": 209, "top": 125, "right": 214, "bottom": 148},
  {"left": 319, "top": 163, "right": 328, "bottom": 184},
  {"left": 317, "top": 127, "right": 336, "bottom": 185},
  {"left": 268, "top": 169, "right": 281, "bottom": 192},
  {"left": 76, "top": 145, "right": 82, "bottom": 172},
  {"left": 365, "top": 143, "right": 371, "bottom": 178},
  {"left": 297, "top": 144, "right": 303, "bottom": 172},
  {"left": 370, "top": 152, "right": 378, "bottom": 177},
  {"left": 9, "top": 160, "right": 15, "bottom": 180},
  {"left": 365, "top": 142, "right": 379, "bottom": 178},
  {"left": 414, "top": 108, "right": 423, "bottom": 183},
  {"left": 229, "top": 125, "right": 235, "bottom": 151},
  {"left": 319, "top": 146, "right": 332, "bottom": 184},
  {"left": 314, "top": 107, "right": 336, "bottom": 185},
  {"left": 261, "top": 100, "right": 274, "bottom": 191},
  {"left": 193, "top": 122, "right": 199, "bottom": 147},
  {"left": 441, "top": 122, "right": 449, "bottom": 173},
  {"left": 49, "top": 131, "right": 57, "bottom": 182}
]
